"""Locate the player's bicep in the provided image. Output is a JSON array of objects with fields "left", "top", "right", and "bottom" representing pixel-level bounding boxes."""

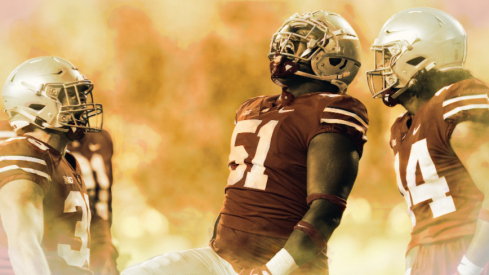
[
  {"left": 307, "top": 132, "right": 359, "bottom": 198},
  {"left": 451, "top": 121, "right": 489, "bottom": 208},
  {"left": 0, "top": 179, "right": 45, "bottom": 243}
]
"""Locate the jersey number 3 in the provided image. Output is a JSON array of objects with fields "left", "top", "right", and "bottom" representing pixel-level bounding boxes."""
[
  {"left": 58, "top": 191, "right": 91, "bottom": 267},
  {"left": 395, "top": 139, "right": 456, "bottom": 227},
  {"left": 227, "top": 119, "right": 278, "bottom": 190}
]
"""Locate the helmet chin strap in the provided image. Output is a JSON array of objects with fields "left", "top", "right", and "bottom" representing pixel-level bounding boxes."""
[
  {"left": 294, "top": 70, "right": 351, "bottom": 81},
  {"left": 9, "top": 107, "right": 69, "bottom": 132},
  {"left": 382, "top": 89, "right": 399, "bottom": 107},
  {"left": 331, "top": 80, "right": 348, "bottom": 94},
  {"left": 270, "top": 53, "right": 299, "bottom": 88},
  {"left": 66, "top": 127, "right": 86, "bottom": 141},
  {"left": 380, "top": 60, "right": 438, "bottom": 107}
]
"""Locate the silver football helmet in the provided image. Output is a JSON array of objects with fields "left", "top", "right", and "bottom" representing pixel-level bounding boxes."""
[
  {"left": 269, "top": 10, "right": 362, "bottom": 93},
  {"left": 366, "top": 7, "right": 466, "bottom": 106},
  {"left": 2, "top": 56, "right": 103, "bottom": 133}
]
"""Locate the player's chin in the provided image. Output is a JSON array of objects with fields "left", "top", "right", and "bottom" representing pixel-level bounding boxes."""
[{"left": 65, "top": 126, "right": 87, "bottom": 141}]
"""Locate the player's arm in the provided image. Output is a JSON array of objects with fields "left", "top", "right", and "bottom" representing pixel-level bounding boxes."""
[
  {"left": 451, "top": 121, "right": 489, "bottom": 275},
  {"left": 88, "top": 131, "right": 119, "bottom": 274},
  {"left": 240, "top": 132, "right": 359, "bottom": 275},
  {"left": 0, "top": 179, "right": 51, "bottom": 275}
]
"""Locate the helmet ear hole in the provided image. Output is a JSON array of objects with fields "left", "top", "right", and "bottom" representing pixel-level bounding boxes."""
[
  {"left": 407, "top": 56, "right": 426, "bottom": 66},
  {"left": 29, "top": 104, "right": 45, "bottom": 111},
  {"left": 329, "top": 58, "right": 342, "bottom": 66}
]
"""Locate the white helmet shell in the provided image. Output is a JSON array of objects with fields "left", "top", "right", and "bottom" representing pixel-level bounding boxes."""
[
  {"left": 366, "top": 7, "right": 466, "bottom": 99},
  {"left": 2, "top": 56, "right": 102, "bottom": 133},
  {"left": 269, "top": 11, "right": 362, "bottom": 93}
]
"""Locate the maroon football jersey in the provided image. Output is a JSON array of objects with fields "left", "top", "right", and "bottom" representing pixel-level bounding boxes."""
[
  {"left": 0, "top": 136, "right": 92, "bottom": 275},
  {"left": 67, "top": 130, "right": 118, "bottom": 273},
  {"left": 0, "top": 120, "right": 14, "bottom": 274},
  {"left": 216, "top": 90, "right": 368, "bottom": 273},
  {"left": 390, "top": 78, "right": 489, "bottom": 252}
]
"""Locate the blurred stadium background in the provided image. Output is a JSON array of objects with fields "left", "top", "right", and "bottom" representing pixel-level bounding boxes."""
[{"left": 0, "top": 0, "right": 488, "bottom": 274}]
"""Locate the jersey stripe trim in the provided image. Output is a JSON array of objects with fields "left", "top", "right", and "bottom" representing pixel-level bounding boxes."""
[
  {"left": 435, "top": 84, "right": 453, "bottom": 97},
  {"left": 0, "top": 131, "right": 15, "bottom": 139},
  {"left": 320, "top": 118, "right": 366, "bottom": 134},
  {"left": 442, "top": 94, "right": 489, "bottom": 107},
  {"left": 0, "top": 165, "right": 51, "bottom": 181},
  {"left": 4, "top": 137, "right": 25, "bottom": 143},
  {"left": 0, "top": 156, "right": 47, "bottom": 165},
  {"left": 323, "top": 107, "right": 368, "bottom": 128},
  {"left": 443, "top": 104, "right": 489, "bottom": 119}
]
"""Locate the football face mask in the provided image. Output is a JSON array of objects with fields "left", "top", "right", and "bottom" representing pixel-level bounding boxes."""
[
  {"left": 43, "top": 80, "right": 103, "bottom": 132},
  {"left": 366, "top": 41, "right": 402, "bottom": 99},
  {"left": 269, "top": 18, "right": 331, "bottom": 66},
  {"left": 267, "top": 11, "right": 361, "bottom": 93},
  {"left": 268, "top": 13, "right": 341, "bottom": 80}
]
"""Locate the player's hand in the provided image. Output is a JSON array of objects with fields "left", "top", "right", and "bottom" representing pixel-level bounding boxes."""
[{"left": 239, "top": 265, "right": 272, "bottom": 275}]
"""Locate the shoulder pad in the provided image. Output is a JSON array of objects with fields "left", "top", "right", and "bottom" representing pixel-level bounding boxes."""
[
  {"left": 439, "top": 79, "right": 489, "bottom": 121},
  {"left": 0, "top": 137, "right": 52, "bottom": 184},
  {"left": 320, "top": 94, "right": 369, "bottom": 138},
  {"left": 0, "top": 137, "right": 48, "bottom": 157}
]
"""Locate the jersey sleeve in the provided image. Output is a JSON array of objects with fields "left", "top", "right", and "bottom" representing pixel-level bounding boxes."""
[
  {"left": 0, "top": 138, "right": 51, "bottom": 195},
  {"left": 234, "top": 96, "right": 265, "bottom": 123},
  {"left": 442, "top": 80, "right": 489, "bottom": 125},
  {"left": 312, "top": 94, "right": 369, "bottom": 157}
]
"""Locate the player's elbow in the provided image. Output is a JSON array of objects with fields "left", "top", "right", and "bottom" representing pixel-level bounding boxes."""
[
  {"left": 320, "top": 215, "right": 342, "bottom": 231},
  {"left": 308, "top": 200, "right": 344, "bottom": 232}
]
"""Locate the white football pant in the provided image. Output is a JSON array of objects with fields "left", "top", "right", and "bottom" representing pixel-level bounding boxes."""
[{"left": 121, "top": 247, "right": 237, "bottom": 275}]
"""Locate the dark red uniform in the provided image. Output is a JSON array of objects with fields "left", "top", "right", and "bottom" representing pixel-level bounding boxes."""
[
  {"left": 0, "top": 136, "right": 92, "bottom": 275},
  {"left": 0, "top": 120, "right": 14, "bottom": 274},
  {"left": 390, "top": 79, "right": 489, "bottom": 274},
  {"left": 68, "top": 130, "right": 118, "bottom": 274},
  {"left": 212, "top": 91, "right": 368, "bottom": 274}
]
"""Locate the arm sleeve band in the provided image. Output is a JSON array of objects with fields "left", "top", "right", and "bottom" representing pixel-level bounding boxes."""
[
  {"left": 306, "top": 193, "right": 347, "bottom": 212},
  {"left": 293, "top": 220, "right": 326, "bottom": 253}
]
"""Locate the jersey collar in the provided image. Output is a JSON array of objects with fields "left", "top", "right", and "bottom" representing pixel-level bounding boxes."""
[{"left": 277, "top": 88, "right": 295, "bottom": 108}]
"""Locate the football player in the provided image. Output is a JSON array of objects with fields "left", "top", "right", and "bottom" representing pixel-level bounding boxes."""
[
  {"left": 0, "top": 120, "right": 15, "bottom": 274},
  {"left": 68, "top": 130, "right": 119, "bottom": 275},
  {"left": 0, "top": 125, "right": 118, "bottom": 275},
  {"left": 366, "top": 7, "right": 489, "bottom": 275},
  {"left": 122, "top": 10, "right": 368, "bottom": 275},
  {"left": 0, "top": 114, "right": 117, "bottom": 274},
  {"left": 0, "top": 56, "right": 103, "bottom": 274}
]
